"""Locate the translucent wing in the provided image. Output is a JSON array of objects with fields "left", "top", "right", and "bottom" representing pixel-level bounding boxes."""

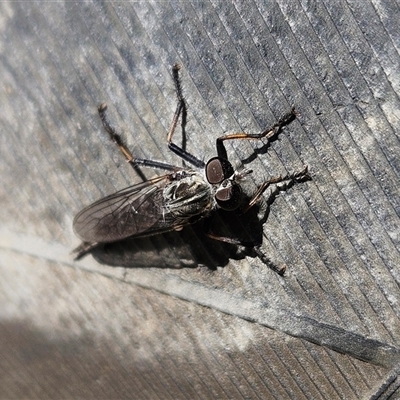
[{"left": 73, "top": 175, "right": 171, "bottom": 243}]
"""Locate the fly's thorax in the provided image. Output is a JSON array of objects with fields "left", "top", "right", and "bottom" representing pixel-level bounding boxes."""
[{"left": 163, "top": 170, "right": 214, "bottom": 218}]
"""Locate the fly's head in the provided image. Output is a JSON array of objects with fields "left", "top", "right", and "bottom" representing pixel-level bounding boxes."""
[{"left": 206, "top": 157, "right": 251, "bottom": 211}]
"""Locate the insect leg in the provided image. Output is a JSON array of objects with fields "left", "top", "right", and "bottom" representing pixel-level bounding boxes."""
[
  {"left": 203, "top": 218, "right": 286, "bottom": 275},
  {"left": 253, "top": 246, "right": 286, "bottom": 275},
  {"left": 73, "top": 241, "right": 100, "bottom": 260},
  {"left": 216, "top": 108, "right": 297, "bottom": 159},
  {"left": 98, "top": 103, "right": 178, "bottom": 171},
  {"left": 166, "top": 64, "right": 205, "bottom": 168},
  {"left": 241, "top": 165, "right": 310, "bottom": 214},
  {"left": 167, "top": 64, "right": 186, "bottom": 143}
]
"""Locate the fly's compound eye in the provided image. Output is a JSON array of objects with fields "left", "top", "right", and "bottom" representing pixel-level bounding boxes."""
[
  {"left": 206, "top": 157, "right": 234, "bottom": 184},
  {"left": 215, "top": 181, "right": 242, "bottom": 211}
]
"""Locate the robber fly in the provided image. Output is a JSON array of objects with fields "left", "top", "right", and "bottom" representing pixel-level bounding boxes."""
[{"left": 73, "top": 64, "right": 310, "bottom": 274}]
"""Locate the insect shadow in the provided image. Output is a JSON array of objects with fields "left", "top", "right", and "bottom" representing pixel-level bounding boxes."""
[
  {"left": 73, "top": 65, "right": 310, "bottom": 274},
  {"left": 90, "top": 200, "right": 261, "bottom": 270}
]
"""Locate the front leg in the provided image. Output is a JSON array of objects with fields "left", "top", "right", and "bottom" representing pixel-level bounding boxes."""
[
  {"left": 241, "top": 165, "right": 310, "bottom": 214},
  {"left": 216, "top": 108, "right": 298, "bottom": 159}
]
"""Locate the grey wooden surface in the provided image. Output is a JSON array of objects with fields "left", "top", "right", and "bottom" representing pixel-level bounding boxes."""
[{"left": 0, "top": 1, "right": 399, "bottom": 399}]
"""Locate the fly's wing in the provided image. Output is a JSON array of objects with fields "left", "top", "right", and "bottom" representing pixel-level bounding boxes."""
[{"left": 73, "top": 175, "right": 170, "bottom": 243}]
